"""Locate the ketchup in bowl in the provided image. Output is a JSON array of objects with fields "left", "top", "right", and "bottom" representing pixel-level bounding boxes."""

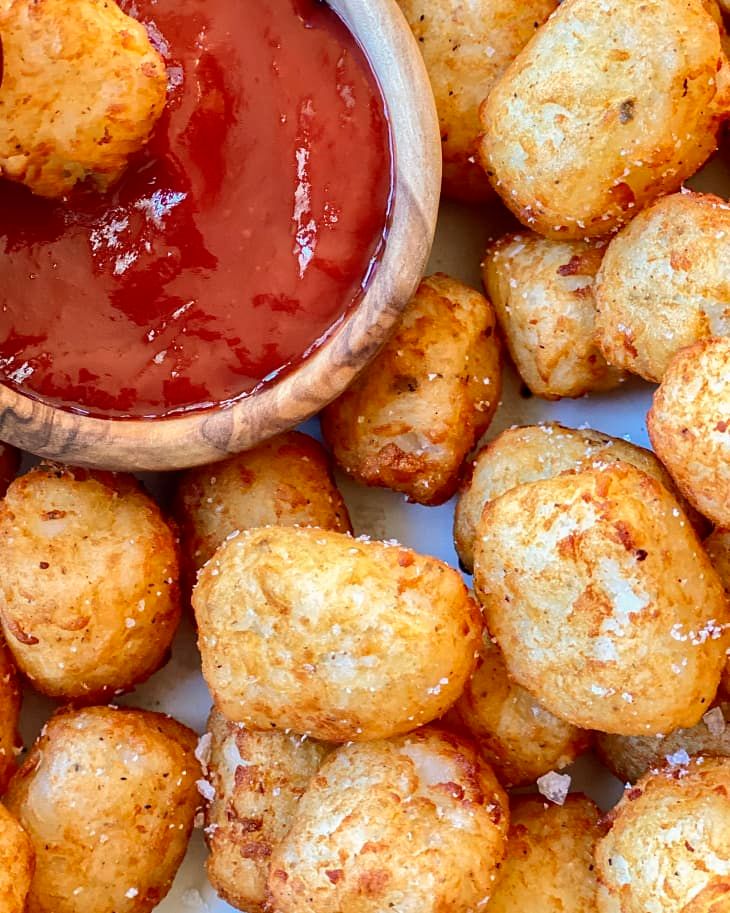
[{"left": 0, "top": 0, "right": 393, "bottom": 418}]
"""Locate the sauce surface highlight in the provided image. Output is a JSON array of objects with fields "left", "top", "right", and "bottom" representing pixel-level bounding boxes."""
[{"left": 0, "top": 0, "right": 393, "bottom": 417}]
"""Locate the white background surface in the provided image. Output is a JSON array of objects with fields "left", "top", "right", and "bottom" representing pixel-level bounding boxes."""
[{"left": 16, "top": 143, "right": 730, "bottom": 912}]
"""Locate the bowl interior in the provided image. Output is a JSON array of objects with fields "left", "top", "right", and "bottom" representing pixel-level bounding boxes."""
[{"left": 0, "top": 0, "right": 441, "bottom": 471}]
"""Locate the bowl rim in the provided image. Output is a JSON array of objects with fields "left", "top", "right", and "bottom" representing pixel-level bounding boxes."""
[{"left": 0, "top": 0, "right": 441, "bottom": 472}]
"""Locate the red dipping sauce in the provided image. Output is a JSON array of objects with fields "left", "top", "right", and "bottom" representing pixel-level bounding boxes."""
[{"left": 0, "top": 0, "right": 393, "bottom": 417}]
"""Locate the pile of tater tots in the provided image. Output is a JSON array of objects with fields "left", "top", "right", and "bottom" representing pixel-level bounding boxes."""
[{"left": 2, "top": 0, "right": 730, "bottom": 910}]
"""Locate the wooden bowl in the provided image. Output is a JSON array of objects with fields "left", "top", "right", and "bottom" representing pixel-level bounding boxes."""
[{"left": 0, "top": 0, "right": 440, "bottom": 472}]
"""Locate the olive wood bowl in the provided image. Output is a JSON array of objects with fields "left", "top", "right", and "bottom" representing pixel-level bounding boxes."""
[{"left": 0, "top": 0, "right": 441, "bottom": 471}]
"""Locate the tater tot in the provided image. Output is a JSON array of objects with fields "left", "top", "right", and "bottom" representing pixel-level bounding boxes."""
[
  {"left": 0, "top": 444, "right": 20, "bottom": 499},
  {"left": 595, "top": 192, "right": 730, "bottom": 383},
  {"left": 474, "top": 462, "right": 729, "bottom": 735},
  {"left": 483, "top": 233, "right": 624, "bottom": 398},
  {"left": 454, "top": 423, "right": 695, "bottom": 573},
  {"left": 0, "top": 0, "right": 167, "bottom": 198},
  {"left": 488, "top": 795, "right": 602, "bottom": 913},
  {"left": 269, "top": 727, "right": 509, "bottom": 913},
  {"left": 174, "top": 431, "right": 351, "bottom": 588},
  {"left": 596, "top": 757, "right": 730, "bottom": 913},
  {"left": 175, "top": 431, "right": 352, "bottom": 585},
  {"left": 201, "top": 709, "right": 331, "bottom": 913},
  {"left": 397, "top": 0, "right": 557, "bottom": 201},
  {"left": 193, "top": 526, "right": 482, "bottom": 741},
  {"left": 321, "top": 274, "right": 501, "bottom": 506},
  {"left": 597, "top": 702, "right": 730, "bottom": 783},
  {"left": 0, "top": 639, "right": 21, "bottom": 795},
  {"left": 649, "top": 336, "right": 730, "bottom": 528},
  {"left": 0, "top": 464, "right": 180, "bottom": 701},
  {"left": 479, "top": 0, "right": 730, "bottom": 239},
  {"left": 453, "top": 636, "right": 591, "bottom": 787},
  {"left": 4, "top": 706, "right": 199, "bottom": 913},
  {"left": 0, "top": 803, "right": 33, "bottom": 913}
]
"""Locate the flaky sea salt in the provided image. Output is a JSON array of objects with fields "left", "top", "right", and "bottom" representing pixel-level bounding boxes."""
[
  {"left": 195, "top": 733, "right": 212, "bottom": 773},
  {"left": 704, "top": 706, "right": 726, "bottom": 738},
  {"left": 181, "top": 888, "right": 209, "bottom": 910},
  {"left": 536, "top": 771, "right": 571, "bottom": 805},
  {"left": 196, "top": 779, "right": 215, "bottom": 802},
  {"left": 665, "top": 748, "right": 691, "bottom": 767}
]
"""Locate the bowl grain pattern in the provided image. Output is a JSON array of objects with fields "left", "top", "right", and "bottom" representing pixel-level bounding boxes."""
[{"left": 0, "top": 0, "right": 441, "bottom": 471}]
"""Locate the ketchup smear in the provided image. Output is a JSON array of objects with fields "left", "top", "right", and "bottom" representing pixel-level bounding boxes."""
[{"left": 0, "top": 0, "right": 393, "bottom": 418}]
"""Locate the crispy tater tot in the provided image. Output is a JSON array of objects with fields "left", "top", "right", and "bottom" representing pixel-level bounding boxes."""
[
  {"left": 174, "top": 431, "right": 351, "bottom": 589},
  {"left": 453, "top": 636, "right": 591, "bottom": 787},
  {"left": 397, "top": 0, "right": 557, "bottom": 201},
  {"left": 648, "top": 336, "right": 730, "bottom": 528},
  {"left": 0, "top": 803, "right": 33, "bottom": 913},
  {"left": 596, "top": 757, "right": 730, "bottom": 913},
  {"left": 5, "top": 705, "right": 199, "bottom": 913},
  {"left": 488, "top": 795, "right": 603, "bottom": 913},
  {"left": 0, "top": 638, "right": 21, "bottom": 795},
  {"left": 0, "top": 464, "right": 180, "bottom": 701},
  {"left": 269, "top": 727, "right": 509, "bottom": 913},
  {"left": 483, "top": 233, "right": 624, "bottom": 399},
  {"left": 321, "top": 274, "right": 501, "bottom": 506},
  {"left": 479, "top": 0, "right": 730, "bottom": 238},
  {"left": 0, "top": 0, "right": 167, "bottom": 198},
  {"left": 595, "top": 192, "right": 730, "bottom": 383},
  {"left": 193, "top": 526, "right": 482, "bottom": 741},
  {"left": 201, "top": 709, "right": 332, "bottom": 913},
  {"left": 454, "top": 423, "right": 698, "bottom": 573},
  {"left": 474, "top": 462, "right": 729, "bottom": 735},
  {"left": 597, "top": 702, "right": 730, "bottom": 783}
]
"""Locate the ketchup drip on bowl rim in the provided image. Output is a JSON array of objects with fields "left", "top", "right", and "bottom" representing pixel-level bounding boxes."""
[{"left": 0, "top": 0, "right": 393, "bottom": 418}]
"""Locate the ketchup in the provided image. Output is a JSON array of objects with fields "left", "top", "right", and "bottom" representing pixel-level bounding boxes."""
[{"left": 0, "top": 0, "right": 393, "bottom": 418}]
